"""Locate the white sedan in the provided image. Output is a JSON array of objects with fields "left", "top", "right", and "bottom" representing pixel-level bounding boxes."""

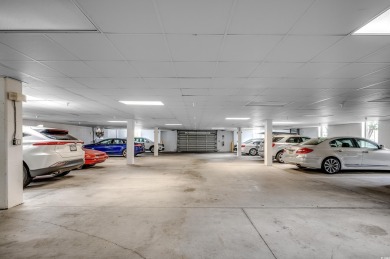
[
  {"left": 23, "top": 126, "right": 85, "bottom": 187},
  {"left": 283, "top": 137, "right": 390, "bottom": 174}
]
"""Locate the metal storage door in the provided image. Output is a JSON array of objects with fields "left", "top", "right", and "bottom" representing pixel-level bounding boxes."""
[{"left": 177, "top": 130, "right": 217, "bottom": 152}]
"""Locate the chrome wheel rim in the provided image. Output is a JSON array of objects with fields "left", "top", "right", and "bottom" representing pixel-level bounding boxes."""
[
  {"left": 324, "top": 158, "right": 340, "bottom": 173},
  {"left": 249, "top": 149, "right": 256, "bottom": 156},
  {"left": 277, "top": 152, "right": 284, "bottom": 163}
]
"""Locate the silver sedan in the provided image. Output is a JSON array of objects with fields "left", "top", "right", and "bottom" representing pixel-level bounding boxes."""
[{"left": 283, "top": 137, "right": 390, "bottom": 174}]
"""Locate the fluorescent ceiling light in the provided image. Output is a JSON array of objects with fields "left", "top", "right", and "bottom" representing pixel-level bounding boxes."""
[
  {"left": 226, "top": 118, "right": 250, "bottom": 120},
  {"left": 353, "top": 8, "right": 390, "bottom": 35},
  {"left": 107, "top": 121, "right": 126, "bottom": 123},
  {"left": 246, "top": 101, "right": 286, "bottom": 107},
  {"left": 273, "top": 121, "right": 298, "bottom": 125},
  {"left": 119, "top": 101, "right": 164, "bottom": 106},
  {"left": 303, "top": 115, "right": 333, "bottom": 117},
  {"left": 26, "top": 95, "right": 44, "bottom": 101},
  {"left": 368, "top": 97, "right": 390, "bottom": 102},
  {"left": 165, "top": 124, "right": 182, "bottom": 126}
]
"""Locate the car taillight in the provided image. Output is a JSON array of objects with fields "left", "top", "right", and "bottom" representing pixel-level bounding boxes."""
[
  {"left": 135, "top": 144, "right": 142, "bottom": 147},
  {"left": 272, "top": 143, "right": 275, "bottom": 147},
  {"left": 296, "top": 147, "right": 313, "bottom": 154},
  {"left": 241, "top": 144, "right": 245, "bottom": 147},
  {"left": 33, "top": 141, "right": 74, "bottom": 146}
]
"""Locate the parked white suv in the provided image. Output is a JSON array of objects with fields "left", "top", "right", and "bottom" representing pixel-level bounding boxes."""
[
  {"left": 134, "top": 137, "right": 165, "bottom": 152},
  {"left": 258, "top": 135, "right": 311, "bottom": 163},
  {"left": 23, "top": 126, "right": 85, "bottom": 187}
]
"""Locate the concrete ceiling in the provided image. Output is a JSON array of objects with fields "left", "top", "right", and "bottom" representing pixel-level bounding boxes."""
[{"left": 1, "top": 0, "right": 390, "bottom": 130}]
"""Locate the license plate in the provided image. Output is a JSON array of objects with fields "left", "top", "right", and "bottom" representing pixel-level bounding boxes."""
[{"left": 70, "top": 144, "right": 77, "bottom": 151}]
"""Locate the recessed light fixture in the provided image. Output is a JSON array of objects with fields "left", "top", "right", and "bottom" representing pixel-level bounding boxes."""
[
  {"left": 119, "top": 101, "right": 164, "bottom": 106},
  {"left": 26, "top": 95, "right": 44, "bottom": 101},
  {"left": 353, "top": 8, "right": 390, "bottom": 35},
  {"left": 165, "top": 124, "right": 182, "bottom": 126},
  {"left": 273, "top": 121, "right": 298, "bottom": 125},
  {"left": 226, "top": 118, "right": 250, "bottom": 120},
  {"left": 107, "top": 121, "right": 126, "bottom": 123}
]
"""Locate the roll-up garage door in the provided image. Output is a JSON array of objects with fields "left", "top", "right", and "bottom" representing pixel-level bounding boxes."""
[{"left": 177, "top": 130, "right": 217, "bottom": 152}]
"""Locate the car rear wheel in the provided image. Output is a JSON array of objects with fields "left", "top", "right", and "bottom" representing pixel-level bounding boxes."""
[
  {"left": 23, "top": 163, "right": 32, "bottom": 188},
  {"left": 122, "top": 149, "right": 127, "bottom": 157},
  {"left": 248, "top": 148, "right": 257, "bottom": 156},
  {"left": 276, "top": 151, "right": 284, "bottom": 163},
  {"left": 53, "top": 171, "right": 70, "bottom": 177},
  {"left": 322, "top": 157, "right": 341, "bottom": 174},
  {"left": 150, "top": 146, "right": 154, "bottom": 153}
]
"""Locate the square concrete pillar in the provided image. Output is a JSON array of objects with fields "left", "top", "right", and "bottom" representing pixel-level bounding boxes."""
[
  {"left": 0, "top": 77, "right": 23, "bottom": 209},
  {"left": 264, "top": 119, "right": 273, "bottom": 166},
  {"left": 154, "top": 127, "right": 159, "bottom": 157},
  {"left": 126, "top": 119, "right": 135, "bottom": 165},
  {"left": 237, "top": 127, "right": 242, "bottom": 157}
]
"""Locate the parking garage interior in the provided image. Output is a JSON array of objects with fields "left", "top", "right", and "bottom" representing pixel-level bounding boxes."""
[{"left": 1, "top": 1, "right": 390, "bottom": 258}]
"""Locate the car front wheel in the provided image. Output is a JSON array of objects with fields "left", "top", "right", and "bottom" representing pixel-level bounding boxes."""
[
  {"left": 322, "top": 157, "right": 341, "bottom": 174},
  {"left": 150, "top": 146, "right": 154, "bottom": 153},
  {"left": 23, "top": 163, "right": 32, "bottom": 188},
  {"left": 248, "top": 148, "right": 257, "bottom": 156}
]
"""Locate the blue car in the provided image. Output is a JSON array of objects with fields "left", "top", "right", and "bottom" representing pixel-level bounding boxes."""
[{"left": 83, "top": 138, "right": 145, "bottom": 157}]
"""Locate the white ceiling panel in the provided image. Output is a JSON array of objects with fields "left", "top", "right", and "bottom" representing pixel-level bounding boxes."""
[
  {"left": 108, "top": 34, "right": 171, "bottom": 61},
  {"left": 167, "top": 35, "right": 222, "bottom": 62},
  {"left": 179, "top": 78, "right": 213, "bottom": 88},
  {"left": 132, "top": 61, "right": 176, "bottom": 77},
  {"left": 85, "top": 61, "right": 138, "bottom": 77},
  {"left": 229, "top": 0, "right": 313, "bottom": 34},
  {"left": 181, "top": 88, "right": 210, "bottom": 96},
  {"left": 244, "top": 78, "right": 283, "bottom": 89},
  {"left": 292, "top": 63, "right": 347, "bottom": 78},
  {"left": 43, "top": 61, "right": 99, "bottom": 77},
  {"left": 0, "top": 42, "right": 32, "bottom": 61},
  {"left": 108, "top": 78, "right": 148, "bottom": 89},
  {"left": 266, "top": 36, "right": 342, "bottom": 62},
  {"left": 290, "top": 0, "right": 390, "bottom": 35},
  {"left": 251, "top": 63, "right": 303, "bottom": 78},
  {"left": 71, "top": 77, "right": 113, "bottom": 89},
  {"left": 361, "top": 44, "right": 390, "bottom": 62},
  {"left": 48, "top": 33, "right": 123, "bottom": 60},
  {"left": 2, "top": 61, "right": 64, "bottom": 77},
  {"left": 0, "top": 34, "right": 76, "bottom": 60},
  {"left": 144, "top": 78, "right": 181, "bottom": 89},
  {"left": 175, "top": 62, "right": 216, "bottom": 77},
  {"left": 39, "top": 77, "right": 87, "bottom": 88},
  {"left": 220, "top": 35, "right": 282, "bottom": 62},
  {"left": 215, "top": 62, "right": 258, "bottom": 77},
  {"left": 157, "top": 0, "right": 233, "bottom": 34},
  {"left": 211, "top": 78, "right": 248, "bottom": 88},
  {"left": 314, "top": 36, "right": 390, "bottom": 62},
  {"left": 0, "top": 64, "right": 23, "bottom": 79},
  {"left": 77, "top": 0, "right": 162, "bottom": 33},
  {"left": 0, "top": 0, "right": 96, "bottom": 31},
  {"left": 325, "top": 63, "right": 390, "bottom": 79}
]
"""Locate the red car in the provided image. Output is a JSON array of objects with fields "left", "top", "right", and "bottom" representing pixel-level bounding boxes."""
[{"left": 83, "top": 148, "right": 108, "bottom": 167}]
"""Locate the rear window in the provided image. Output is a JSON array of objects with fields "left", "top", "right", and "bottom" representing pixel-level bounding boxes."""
[
  {"left": 301, "top": 137, "right": 328, "bottom": 145},
  {"left": 272, "top": 137, "right": 284, "bottom": 142},
  {"left": 35, "top": 129, "right": 78, "bottom": 140}
]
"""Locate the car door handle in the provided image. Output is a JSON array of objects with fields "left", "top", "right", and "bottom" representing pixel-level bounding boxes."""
[{"left": 362, "top": 151, "right": 369, "bottom": 153}]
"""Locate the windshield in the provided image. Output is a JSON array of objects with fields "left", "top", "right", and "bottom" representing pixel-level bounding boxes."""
[{"left": 301, "top": 137, "right": 328, "bottom": 145}]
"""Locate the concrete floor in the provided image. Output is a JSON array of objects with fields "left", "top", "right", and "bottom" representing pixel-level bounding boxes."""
[{"left": 1, "top": 153, "right": 390, "bottom": 259}]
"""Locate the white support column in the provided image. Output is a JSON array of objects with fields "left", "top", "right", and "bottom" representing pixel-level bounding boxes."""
[
  {"left": 126, "top": 119, "right": 135, "bottom": 165},
  {"left": 0, "top": 77, "right": 23, "bottom": 209},
  {"left": 237, "top": 127, "right": 242, "bottom": 157},
  {"left": 264, "top": 119, "right": 273, "bottom": 166},
  {"left": 154, "top": 127, "right": 159, "bottom": 157}
]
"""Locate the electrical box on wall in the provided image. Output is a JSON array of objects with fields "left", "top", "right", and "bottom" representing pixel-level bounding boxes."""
[{"left": 7, "top": 92, "right": 26, "bottom": 102}]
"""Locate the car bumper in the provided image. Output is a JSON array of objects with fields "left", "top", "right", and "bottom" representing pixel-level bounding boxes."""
[
  {"left": 85, "top": 155, "right": 108, "bottom": 165},
  {"left": 284, "top": 155, "right": 322, "bottom": 169},
  {"left": 30, "top": 158, "right": 85, "bottom": 177}
]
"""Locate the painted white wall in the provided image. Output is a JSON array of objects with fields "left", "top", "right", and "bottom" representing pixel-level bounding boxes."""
[
  {"left": 299, "top": 127, "right": 319, "bottom": 138},
  {"left": 23, "top": 120, "right": 94, "bottom": 144},
  {"left": 328, "top": 123, "right": 362, "bottom": 137},
  {"left": 217, "top": 130, "right": 234, "bottom": 152},
  {"left": 1, "top": 78, "right": 23, "bottom": 209},
  {"left": 161, "top": 130, "right": 177, "bottom": 152},
  {"left": 233, "top": 128, "right": 262, "bottom": 142},
  {"left": 378, "top": 120, "right": 390, "bottom": 148}
]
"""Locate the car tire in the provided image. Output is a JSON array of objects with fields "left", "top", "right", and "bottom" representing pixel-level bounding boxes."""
[
  {"left": 150, "top": 146, "right": 154, "bottom": 153},
  {"left": 23, "top": 163, "right": 32, "bottom": 188},
  {"left": 122, "top": 149, "right": 127, "bottom": 157},
  {"left": 248, "top": 148, "right": 257, "bottom": 156},
  {"left": 276, "top": 151, "right": 284, "bottom": 163},
  {"left": 322, "top": 157, "right": 341, "bottom": 174},
  {"left": 53, "top": 171, "right": 70, "bottom": 177}
]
